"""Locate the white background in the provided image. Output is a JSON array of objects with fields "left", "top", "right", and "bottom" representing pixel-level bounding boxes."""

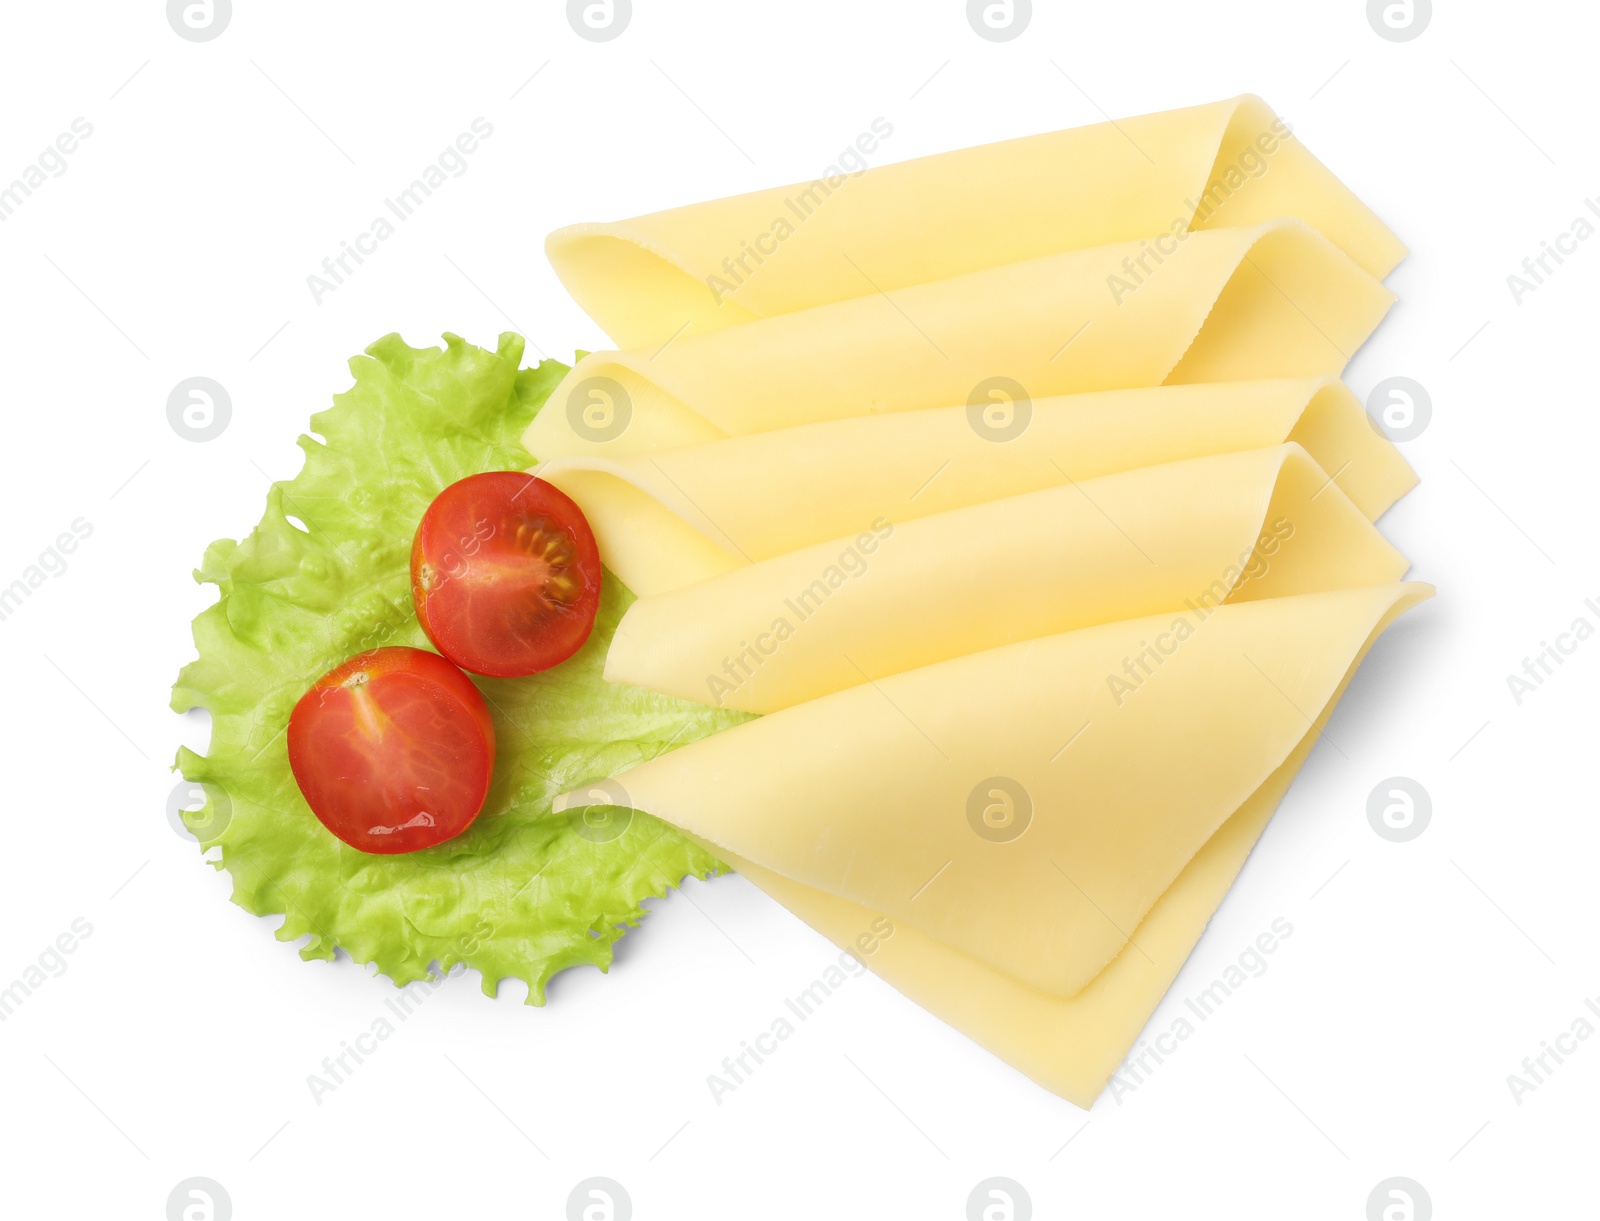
[{"left": 0, "top": 1, "right": 1594, "bottom": 1218}]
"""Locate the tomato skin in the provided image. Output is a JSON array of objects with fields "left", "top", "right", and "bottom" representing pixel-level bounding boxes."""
[
  {"left": 411, "top": 472, "right": 602, "bottom": 678},
  {"left": 286, "top": 647, "right": 495, "bottom": 855}
]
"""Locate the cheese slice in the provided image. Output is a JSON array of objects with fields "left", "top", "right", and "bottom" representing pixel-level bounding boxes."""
[
  {"left": 556, "top": 583, "right": 1429, "bottom": 1002},
  {"left": 547, "top": 95, "right": 1405, "bottom": 347},
  {"left": 714, "top": 582, "right": 1430, "bottom": 1108},
  {"left": 535, "top": 378, "right": 1416, "bottom": 598},
  {"left": 524, "top": 220, "right": 1394, "bottom": 464},
  {"left": 605, "top": 444, "right": 1408, "bottom": 713}
]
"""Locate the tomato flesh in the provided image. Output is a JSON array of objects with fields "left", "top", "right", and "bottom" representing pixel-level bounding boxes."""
[
  {"left": 286, "top": 647, "right": 495, "bottom": 854},
  {"left": 411, "top": 471, "right": 602, "bottom": 678}
]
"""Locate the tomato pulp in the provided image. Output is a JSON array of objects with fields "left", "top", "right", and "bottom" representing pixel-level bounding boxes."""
[
  {"left": 286, "top": 647, "right": 495, "bottom": 854},
  {"left": 411, "top": 472, "right": 602, "bottom": 678}
]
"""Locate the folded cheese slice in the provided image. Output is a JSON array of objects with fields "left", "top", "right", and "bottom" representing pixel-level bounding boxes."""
[
  {"left": 535, "top": 378, "right": 1416, "bottom": 598},
  {"left": 556, "top": 583, "right": 1430, "bottom": 1003},
  {"left": 525, "top": 220, "right": 1394, "bottom": 464},
  {"left": 716, "top": 582, "right": 1431, "bottom": 1108},
  {"left": 604, "top": 445, "right": 1407, "bottom": 713},
  {"left": 547, "top": 95, "right": 1405, "bottom": 347}
]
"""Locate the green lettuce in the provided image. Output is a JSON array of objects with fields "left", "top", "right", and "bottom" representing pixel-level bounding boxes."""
[{"left": 171, "top": 332, "right": 749, "bottom": 1001}]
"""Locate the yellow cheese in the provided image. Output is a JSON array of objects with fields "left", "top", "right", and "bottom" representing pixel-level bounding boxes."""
[
  {"left": 538, "top": 90, "right": 1426, "bottom": 1111},
  {"left": 535, "top": 378, "right": 1416, "bottom": 598},
  {"left": 605, "top": 445, "right": 1409, "bottom": 712},
  {"left": 714, "top": 582, "right": 1430, "bottom": 1108},
  {"left": 557, "top": 583, "right": 1430, "bottom": 1003},
  {"left": 547, "top": 95, "right": 1404, "bottom": 347},
  {"left": 524, "top": 220, "right": 1394, "bottom": 465}
]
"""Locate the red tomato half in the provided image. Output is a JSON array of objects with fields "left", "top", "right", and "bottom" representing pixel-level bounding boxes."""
[
  {"left": 286, "top": 647, "right": 495, "bottom": 854},
  {"left": 411, "top": 471, "right": 602, "bottom": 678}
]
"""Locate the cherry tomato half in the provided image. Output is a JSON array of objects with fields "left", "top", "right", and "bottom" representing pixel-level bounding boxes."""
[
  {"left": 411, "top": 471, "right": 602, "bottom": 678},
  {"left": 286, "top": 647, "right": 495, "bottom": 854}
]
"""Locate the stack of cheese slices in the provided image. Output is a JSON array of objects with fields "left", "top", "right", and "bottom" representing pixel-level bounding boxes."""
[{"left": 530, "top": 95, "right": 1430, "bottom": 1108}]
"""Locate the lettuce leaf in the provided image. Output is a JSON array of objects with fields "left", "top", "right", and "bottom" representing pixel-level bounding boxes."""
[{"left": 171, "top": 332, "right": 750, "bottom": 1001}]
